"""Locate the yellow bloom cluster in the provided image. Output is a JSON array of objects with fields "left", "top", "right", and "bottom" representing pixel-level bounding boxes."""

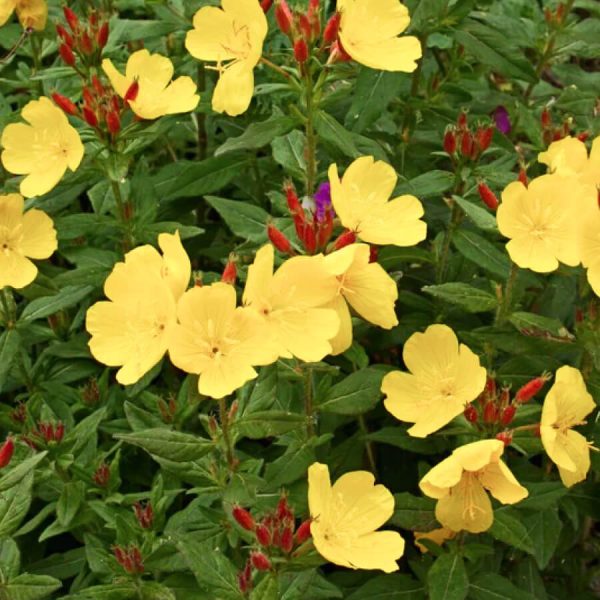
[{"left": 497, "top": 135, "right": 600, "bottom": 297}]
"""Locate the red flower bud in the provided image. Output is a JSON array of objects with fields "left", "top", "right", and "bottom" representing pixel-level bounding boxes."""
[
  {"left": 500, "top": 404, "right": 517, "bottom": 426},
  {"left": 275, "top": 0, "right": 293, "bottom": 35},
  {"left": 83, "top": 107, "right": 99, "bottom": 128},
  {"left": 483, "top": 402, "right": 498, "bottom": 424},
  {"left": 294, "top": 38, "right": 309, "bottom": 64},
  {"left": 232, "top": 506, "right": 255, "bottom": 531},
  {"left": 255, "top": 524, "right": 271, "bottom": 546},
  {"left": 518, "top": 168, "right": 528, "bottom": 187},
  {"left": 475, "top": 126, "right": 494, "bottom": 152},
  {"left": 125, "top": 80, "right": 140, "bottom": 104},
  {"left": 369, "top": 245, "right": 378, "bottom": 263},
  {"left": 285, "top": 182, "right": 301, "bottom": 214},
  {"left": 92, "top": 75, "right": 104, "bottom": 96},
  {"left": 134, "top": 502, "right": 154, "bottom": 529},
  {"left": 54, "top": 422, "right": 65, "bottom": 442},
  {"left": 0, "top": 438, "right": 14, "bottom": 468},
  {"left": 280, "top": 526, "right": 294, "bottom": 553},
  {"left": 496, "top": 431, "right": 513, "bottom": 446},
  {"left": 93, "top": 462, "right": 110, "bottom": 487},
  {"left": 52, "top": 92, "right": 78, "bottom": 116},
  {"left": 267, "top": 224, "right": 293, "bottom": 254},
  {"left": 457, "top": 111, "right": 468, "bottom": 130},
  {"left": 56, "top": 24, "right": 73, "bottom": 47},
  {"left": 301, "top": 222, "right": 317, "bottom": 254},
  {"left": 63, "top": 6, "right": 79, "bottom": 32},
  {"left": 333, "top": 229, "right": 356, "bottom": 250},
  {"left": 460, "top": 130, "right": 473, "bottom": 158},
  {"left": 238, "top": 570, "right": 250, "bottom": 594},
  {"left": 106, "top": 111, "right": 121, "bottom": 135},
  {"left": 477, "top": 182, "right": 499, "bottom": 211},
  {"left": 59, "top": 43, "right": 76, "bottom": 66},
  {"left": 250, "top": 551, "right": 271, "bottom": 572},
  {"left": 443, "top": 128, "right": 456, "bottom": 154},
  {"left": 276, "top": 495, "right": 292, "bottom": 521},
  {"left": 577, "top": 131, "right": 589, "bottom": 142},
  {"left": 298, "top": 14, "right": 312, "bottom": 42},
  {"left": 221, "top": 258, "right": 237, "bottom": 285},
  {"left": 463, "top": 404, "right": 478, "bottom": 423},
  {"left": 323, "top": 13, "right": 340, "bottom": 44},
  {"left": 80, "top": 31, "right": 93, "bottom": 55},
  {"left": 261, "top": 0, "right": 273, "bottom": 11},
  {"left": 82, "top": 87, "right": 94, "bottom": 108},
  {"left": 515, "top": 374, "right": 551, "bottom": 403},
  {"left": 541, "top": 108, "right": 551, "bottom": 128},
  {"left": 97, "top": 22, "right": 109, "bottom": 49},
  {"left": 295, "top": 519, "right": 312, "bottom": 545}
]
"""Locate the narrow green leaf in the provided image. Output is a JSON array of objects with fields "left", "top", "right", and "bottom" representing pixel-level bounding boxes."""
[
  {"left": 423, "top": 283, "right": 497, "bottom": 313},
  {"left": 0, "top": 329, "right": 20, "bottom": 391},
  {"left": 20, "top": 286, "right": 93, "bottom": 322},
  {"left": 116, "top": 429, "right": 213, "bottom": 462},
  {"left": 318, "top": 368, "right": 384, "bottom": 415},
  {"left": 205, "top": 196, "right": 269, "bottom": 242},
  {"left": 469, "top": 574, "right": 536, "bottom": 600},
  {"left": 427, "top": 553, "right": 469, "bottom": 600},
  {"left": 488, "top": 509, "right": 534, "bottom": 554}
]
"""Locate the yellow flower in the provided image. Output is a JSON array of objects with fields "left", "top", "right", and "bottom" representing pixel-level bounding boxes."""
[
  {"left": 328, "top": 156, "right": 426, "bottom": 247},
  {"left": 381, "top": 324, "right": 486, "bottom": 438},
  {"left": 308, "top": 462, "right": 404, "bottom": 572},
  {"left": 496, "top": 174, "right": 592, "bottom": 273},
  {"left": 337, "top": 0, "right": 421, "bottom": 72},
  {"left": 1, "top": 97, "right": 84, "bottom": 198},
  {"left": 538, "top": 136, "right": 600, "bottom": 190},
  {"left": 185, "top": 0, "right": 267, "bottom": 116},
  {"left": 0, "top": 0, "right": 47, "bottom": 31},
  {"left": 540, "top": 366, "right": 596, "bottom": 488},
  {"left": 580, "top": 207, "right": 600, "bottom": 297},
  {"left": 419, "top": 440, "right": 528, "bottom": 533},
  {"left": 86, "top": 233, "right": 190, "bottom": 386},
  {"left": 322, "top": 243, "right": 398, "bottom": 355},
  {"left": 168, "top": 282, "right": 279, "bottom": 399},
  {"left": 242, "top": 244, "right": 340, "bottom": 362},
  {"left": 414, "top": 527, "right": 456, "bottom": 553},
  {"left": 0, "top": 193, "right": 56, "bottom": 289},
  {"left": 102, "top": 50, "right": 200, "bottom": 120}
]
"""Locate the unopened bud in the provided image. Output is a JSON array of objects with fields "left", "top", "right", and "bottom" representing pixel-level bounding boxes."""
[
  {"left": 541, "top": 108, "right": 551, "bottom": 128},
  {"left": 460, "top": 130, "right": 473, "bottom": 158},
  {"left": 63, "top": 6, "right": 79, "bottom": 31},
  {"left": 515, "top": 374, "right": 551, "bottom": 403},
  {"left": 577, "top": 131, "right": 589, "bottom": 142},
  {"left": 0, "top": 438, "right": 14, "bottom": 468},
  {"left": 260, "top": 0, "right": 273, "bottom": 11},
  {"left": 106, "top": 111, "right": 121, "bottom": 135},
  {"left": 475, "top": 126, "right": 494, "bottom": 152},
  {"left": 93, "top": 462, "right": 110, "bottom": 487},
  {"left": 496, "top": 431, "right": 513, "bottom": 446},
  {"left": 133, "top": 502, "right": 154, "bottom": 529},
  {"left": 56, "top": 24, "right": 73, "bottom": 47},
  {"left": 277, "top": 495, "right": 293, "bottom": 521},
  {"left": 250, "top": 551, "right": 271, "bottom": 571},
  {"left": 80, "top": 31, "right": 93, "bottom": 55},
  {"left": 255, "top": 524, "right": 271, "bottom": 546},
  {"left": 97, "top": 22, "right": 109, "bottom": 49},
  {"left": 267, "top": 223, "right": 293, "bottom": 254},
  {"left": 500, "top": 404, "right": 517, "bottom": 426},
  {"left": 295, "top": 519, "right": 312, "bottom": 544},
  {"left": 483, "top": 402, "right": 498, "bottom": 424},
  {"left": 298, "top": 14, "right": 312, "bottom": 42},
  {"left": 52, "top": 92, "right": 78, "bottom": 116},
  {"left": 280, "top": 525, "right": 294, "bottom": 553},
  {"left": 238, "top": 570, "right": 250, "bottom": 594},
  {"left": 91, "top": 75, "right": 104, "bottom": 96},
  {"left": 518, "top": 168, "right": 528, "bottom": 187},
  {"left": 301, "top": 222, "right": 317, "bottom": 254},
  {"left": 333, "top": 229, "right": 356, "bottom": 250},
  {"left": 457, "top": 110, "right": 468, "bottom": 130},
  {"left": 232, "top": 506, "right": 255, "bottom": 531},
  {"left": 369, "top": 245, "right": 378, "bottom": 263},
  {"left": 463, "top": 404, "right": 478, "bottom": 423},
  {"left": 323, "top": 13, "right": 340, "bottom": 44},
  {"left": 55, "top": 422, "right": 65, "bottom": 442},
  {"left": 443, "top": 128, "right": 456, "bottom": 154},
  {"left": 275, "top": 0, "right": 293, "bottom": 35},
  {"left": 285, "top": 182, "right": 302, "bottom": 214},
  {"left": 477, "top": 182, "right": 499, "bottom": 211},
  {"left": 221, "top": 259, "right": 237, "bottom": 285},
  {"left": 59, "top": 43, "right": 76, "bottom": 66},
  {"left": 294, "top": 38, "right": 309, "bottom": 64},
  {"left": 82, "top": 106, "right": 98, "bottom": 127},
  {"left": 125, "top": 80, "right": 140, "bottom": 104}
]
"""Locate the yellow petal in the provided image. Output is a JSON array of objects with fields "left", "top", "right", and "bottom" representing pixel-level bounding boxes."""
[
  {"left": 158, "top": 231, "right": 191, "bottom": 300},
  {"left": 243, "top": 244, "right": 274, "bottom": 307},
  {"left": 538, "top": 136, "right": 588, "bottom": 176},
  {"left": 0, "top": 251, "right": 37, "bottom": 289},
  {"left": 339, "top": 531, "right": 404, "bottom": 572},
  {"left": 0, "top": 193, "right": 24, "bottom": 228},
  {"left": 557, "top": 431, "right": 591, "bottom": 487},
  {"left": 479, "top": 460, "right": 528, "bottom": 504},
  {"left": 159, "top": 76, "right": 200, "bottom": 115},
  {"left": 414, "top": 527, "right": 456, "bottom": 553},
  {"left": 0, "top": 0, "right": 16, "bottom": 27},
  {"left": 308, "top": 462, "right": 332, "bottom": 524},
  {"left": 402, "top": 323, "right": 458, "bottom": 376},
  {"left": 326, "top": 295, "right": 353, "bottom": 356},
  {"left": 452, "top": 439, "right": 504, "bottom": 472},
  {"left": 198, "top": 357, "right": 258, "bottom": 399},
  {"left": 16, "top": 0, "right": 46, "bottom": 30},
  {"left": 212, "top": 61, "right": 255, "bottom": 116},
  {"left": 19, "top": 208, "right": 57, "bottom": 259},
  {"left": 382, "top": 370, "right": 424, "bottom": 423},
  {"left": 419, "top": 455, "right": 463, "bottom": 499},
  {"left": 341, "top": 34, "right": 422, "bottom": 73},
  {"left": 101, "top": 58, "right": 130, "bottom": 97}
]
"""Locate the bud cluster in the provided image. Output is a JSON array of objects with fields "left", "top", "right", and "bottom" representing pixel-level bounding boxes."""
[
  {"left": 23, "top": 421, "right": 65, "bottom": 449},
  {"left": 57, "top": 7, "right": 109, "bottom": 69},
  {"left": 157, "top": 396, "right": 177, "bottom": 424},
  {"left": 443, "top": 111, "right": 495, "bottom": 162},
  {"left": 544, "top": 2, "right": 567, "bottom": 27},
  {"left": 113, "top": 545, "right": 144, "bottom": 575},
  {"left": 232, "top": 494, "right": 312, "bottom": 595},
  {"left": 133, "top": 501, "right": 154, "bottom": 529},
  {"left": 93, "top": 462, "right": 110, "bottom": 487},
  {"left": 540, "top": 106, "right": 587, "bottom": 147},
  {"left": 274, "top": 0, "right": 321, "bottom": 66}
]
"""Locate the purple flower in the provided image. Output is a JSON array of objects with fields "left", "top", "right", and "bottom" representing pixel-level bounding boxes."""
[
  {"left": 493, "top": 106, "right": 511, "bottom": 135},
  {"left": 314, "top": 182, "right": 333, "bottom": 221}
]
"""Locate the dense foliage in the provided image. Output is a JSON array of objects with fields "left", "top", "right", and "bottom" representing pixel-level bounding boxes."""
[{"left": 0, "top": 0, "right": 599, "bottom": 599}]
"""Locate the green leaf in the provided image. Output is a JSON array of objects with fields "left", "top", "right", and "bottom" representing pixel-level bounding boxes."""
[
  {"left": 64, "top": 408, "right": 107, "bottom": 458},
  {"left": 0, "top": 472, "right": 33, "bottom": 537},
  {"left": 56, "top": 481, "right": 85, "bottom": 527},
  {"left": 423, "top": 283, "right": 497, "bottom": 312},
  {"left": 265, "top": 437, "right": 325, "bottom": 487},
  {"left": 272, "top": 130, "right": 306, "bottom": 180},
  {"left": 518, "top": 482, "right": 568, "bottom": 510},
  {"left": 216, "top": 114, "right": 298, "bottom": 155},
  {"left": 116, "top": 429, "right": 213, "bottom": 462},
  {"left": 427, "top": 552, "right": 469, "bottom": 600},
  {"left": 0, "top": 329, "right": 20, "bottom": 391},
  {"left": 525, "top": 509, "right": 562, "bottom": 569},
  {"left": 378, "top": 246, "right": 435, "bottom": 269},
  {"left": 346, "top": 68, "right": 404, "bottom": 133},
  {"left": 469, "top": 574, "right": 536, "bottom": 600},
  {"left": 452, "top": 230, "right": 510, "bottom": 279},
  {"left": 314, "top": 111, "right": 360, "bottom": 159},
  {"left": 391, "top": 493, "right": 438, "bottom": 531},
  {"left": 205, "top": 196, "right": 269, "bottom": 243},
  {"left": 508, "top": 312, "right": 566, "bottom": 337},
  {"left": 64, "top": 582, "right": 137, "bottom": 599},
  {"left": 318, "top": 368, "right": 384, "bottom": 415},
  {"left": 280, "top": 570, "right": 343, "bottom": 600},
  {"left": 0, "top": 452, "right": 47, "bottom": 493},
  {"left": 152, "top": 155, "right": 247, "bottom": 202},
  {"left": 0, "top": 537, "right": 20, "bottom": 580},
  {"left": 346, "top": 574, "right": 426, "bottom": 599},
  {"left": 1, "top": 573, "right": 62, "bottom": 600},
  {"left": 366, "top": 428, "right": 446, "bottom": 455},
  {"left": 235, "top": 411, "right": 305, "bottom": 439},
  {"left": 396, "top": 171, "right": 454, "bottom": 198},
  {"left": 488, "top": 509, "right": 534, "bottom": 554},
  {"left": 250, "top": 575, "right": 279, "bottom": 600},
  {"left": 453, "top": 196, "right": 498, "bottom": 232},
  {"left": 19, "top": 286, "right": 93, "bottom": 322}
]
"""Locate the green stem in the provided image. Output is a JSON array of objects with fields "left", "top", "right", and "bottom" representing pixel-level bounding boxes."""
[
  {"left": 196, "top": 63, "right": 207, "bottom": 160},
  {"left": 358, "top": 415, "right": 378, "bottom": 477},
  {"left": 1, "top": 288, "right": 14, "bottom": 328},
  {"left": 495, "top": 262, "right": 519, "bottom": 326},
  {"left": 29, "top": 32, "right": 43, "bottom": 94},
  {"left": 436, "top": 202, "right": 463, "bottom": 283},
  {"left": 304, "top": 67, "right": 318, "bottom": 197},
  {"left": 219, "top": 397, "right": 235, "bottom": 470},
  {"left": 110, "top": 179, "right": 134, "bottom": 252},
  {"left": 303, "top": 366, "right": 315, "bottom": 437},
  {"left": 401, "top": 34, "right": 427, "bottom": 143}
]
